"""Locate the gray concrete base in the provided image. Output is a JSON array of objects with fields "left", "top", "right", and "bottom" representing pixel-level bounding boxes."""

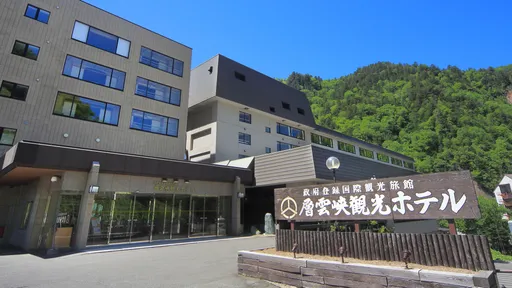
[{"left": 238, "top": 250, "right": 499, "bottom": 288}]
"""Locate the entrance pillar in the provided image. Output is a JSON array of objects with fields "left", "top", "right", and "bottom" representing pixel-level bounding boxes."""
[
  {"left": 73, "top": 162, "right": 100, "bottom": 250},
  {"left": 231, "top": 176, "right": 242, "bottom": 236}
]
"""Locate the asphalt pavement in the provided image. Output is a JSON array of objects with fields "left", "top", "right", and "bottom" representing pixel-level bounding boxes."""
[{"left": 0, "top": 236, "right": 276, "bottom": 288}]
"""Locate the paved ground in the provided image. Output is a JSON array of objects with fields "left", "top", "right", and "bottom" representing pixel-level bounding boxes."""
[
  {"left": 0, "top": 236, "right": 276, "bottom": 288},
  {"left": 495, "top": 262, "right": 512, "bottom": 287}
]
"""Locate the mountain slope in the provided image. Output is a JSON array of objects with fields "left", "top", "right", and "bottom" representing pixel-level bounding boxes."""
[{"left": 285, "top": 63, "right": 512, "bottom": 192}]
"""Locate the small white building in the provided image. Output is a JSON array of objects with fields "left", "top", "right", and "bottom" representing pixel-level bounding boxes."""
[{"left": 493, "top": 174, "right": 512, "bottom": 207}]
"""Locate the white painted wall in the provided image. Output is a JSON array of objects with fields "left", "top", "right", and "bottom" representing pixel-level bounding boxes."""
[{"left": 494, "top": 175, "right": 512, "bottom": 205}]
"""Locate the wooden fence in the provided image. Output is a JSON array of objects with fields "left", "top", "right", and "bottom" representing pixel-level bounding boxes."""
[{"left": 276, "top": 229, "right": 495, "bottom": 271}]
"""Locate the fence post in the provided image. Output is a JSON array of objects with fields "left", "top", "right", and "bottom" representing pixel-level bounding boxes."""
[
  {"left": 354, "top": 223, "right": 360, "bottom": 233},
  {"left": 448, "top": 219, "right": 457, "bottom": 235},
  {"left": 290, "top": 220, "right": 295, "bottom": 231}
]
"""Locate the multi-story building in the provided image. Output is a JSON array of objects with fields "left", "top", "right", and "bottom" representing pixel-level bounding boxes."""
[
  {"left": 187, "top": 55, "right": 418, "bottom": 232},
  {"left": 0, "top": 0, "right": 251, "bottom": 252}
]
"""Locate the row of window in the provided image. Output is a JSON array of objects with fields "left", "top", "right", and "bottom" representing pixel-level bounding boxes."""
[
  {"left": 63, "top": 55, "right": 126, "bottom": 90},
  {"left": 25, "top": 4, "right": 50, "bottom": 24}
]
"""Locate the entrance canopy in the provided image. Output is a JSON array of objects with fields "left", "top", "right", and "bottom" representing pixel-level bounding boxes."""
[{"left": 0, "top": 141, "right": 254, "bottom": 186}]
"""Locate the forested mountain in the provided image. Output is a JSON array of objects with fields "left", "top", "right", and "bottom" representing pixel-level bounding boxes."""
[{"left": 282, "top": 63, "right": 512, "bottom": 192}]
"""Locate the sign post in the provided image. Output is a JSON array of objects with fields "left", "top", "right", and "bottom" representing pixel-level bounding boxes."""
[{"left": 275, "top": 171, "right": 481, "bottom": 224}]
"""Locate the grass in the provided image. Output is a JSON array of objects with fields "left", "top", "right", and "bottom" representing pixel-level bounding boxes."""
[{"left": 491, "top": 249, "right": 512, "bottom": 262}]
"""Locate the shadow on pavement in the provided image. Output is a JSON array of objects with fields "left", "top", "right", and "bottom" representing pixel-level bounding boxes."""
[{"left": 0, "top": 245, "right": 28, "bottom": 256}]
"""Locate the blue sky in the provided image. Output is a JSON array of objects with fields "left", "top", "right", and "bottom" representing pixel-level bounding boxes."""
[{"left": 85, "top": 0, "right": 511, "bottom": 80}]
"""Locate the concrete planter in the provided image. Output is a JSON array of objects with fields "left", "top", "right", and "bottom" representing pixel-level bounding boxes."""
[{"left": 237, "top": 250, "right": 498, "bottom": 288}]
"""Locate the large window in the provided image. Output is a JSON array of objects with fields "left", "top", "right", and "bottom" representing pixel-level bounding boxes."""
[
  {"left": 338, "top": 141, "right": 356, "bottom": 154},
  {"left": 53, "top": 92, "right": 120, "bottom": 126},
  {"left": 377, "top": 153, "right": 390, "bottom": 163},
  {"left": 276, "top": 123, "right": 305, "bottom": 140},
  {"left": 239, "top": 111, "right": 251, "bottom": 124},
  {"left": 130, "top": 109, "right": 179, "bottom": 137},
  {"left": 404, "top": 162, "right": 415, "bottom": 170},
  {"left": 12, "top": 41, "right": 39, "bottom": 60},
  {"left": 0, "top": 127, "right": 17, "bottom": 146},
  {"left": 391, "top": 157, "right": 403, "bottom": 166},
  {"left": 63, "top": 55, "right": 125, "bottom": 90},
  {"left": 359, "top": 147, "right": 374, "bottom": 159},
  {"left": 135, "top": 77, "right": 181, "bottom": 106},
  {"left": 139, "top": 47, "right": 184, "bottom": 77},
  {"left": 277, "top": 141, "right": 298, "bottom": 151},
  {"left": 311, "top": 133, "right": 333, "bottom": 148},
  {"left": 238, "top": 132, "right": 251, "bottom": 145},
  {"left": 0, "top": 81, "right": 29, "bottom": 101},
  {"left": 24, "top": 4, "right": 50, "bottom": 24},
  {"left": 72, "top": 21, "right": 130, "bottom": 57}
]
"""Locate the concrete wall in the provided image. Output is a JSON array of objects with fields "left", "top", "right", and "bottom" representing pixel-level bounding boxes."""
[
  {"left": 189, "top": 56, "right": 218, "bottom": 107},
  {"left": 0, "top": 0, "right": 191, "bottom": 159},
  {"left": 494, "top": 175, "right": 512, "bottom": 206}
]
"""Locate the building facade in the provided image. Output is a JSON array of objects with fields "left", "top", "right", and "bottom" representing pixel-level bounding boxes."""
[{"left": 0, "top": 0, "right": 250, "bottom": 252}]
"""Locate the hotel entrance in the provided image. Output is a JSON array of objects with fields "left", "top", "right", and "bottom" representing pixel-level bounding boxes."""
[{"left": 86, "top": 192, "right": 231, "bottom": 246}]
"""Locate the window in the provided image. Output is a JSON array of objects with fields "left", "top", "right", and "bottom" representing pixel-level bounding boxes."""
[
  {"left": 404, "top": 162, "right": 414, "bottom": 170},
  {"left": 20, "top": 201, "right": 33, "bottom": 229},
  {"left": 238, "top": 132, "right": 251, "bottom": 145},
  {"left": 235, "top": 71, "right": 246, "bottom": 81},
  {"left": 265, "top": 127, "right": 271, "bottom": 133},
  {"left": 0, "top": 127, "right": 17, "bottom": 146},
  {"left": 338, "top": 141, "right": 356, "bottom": 154},
  {"left": 265, "top": 147, "right": 271, "bottom": 153},
  {"left": 298, "top": 108, "right": 305, "bottom": 115},
  {"left": 139, "top": 47, "right": 184, "bottom": 77},
  {"left": 311, "top": 133, "right": 333, "bottom": 148},
  {"left": 282, "top": 102, "right": 290, "bottom": 110},
  {"left": 391, "top": 157, "right": 403, "bottom": 166},
  {"left": 0, "top": 81, "right": 29, "bottom": 101},
  {"left": 239, "top": 111, "right": 251, "bottom": 124},
  {"left": 500, "top": 184, "right": 512, "bottom": 194},
  {"left": 53, "top": 92, "right": 120, "bottom": 126},
  {"left": 277, "top": 141, "right": 298, "bottom": 151},
  {"left": 12, "top": 41, "right": 39, "bottom": 60},
  {"left": 71, "top": 21, "right": 130, "bottom": 57},
  {"left": 63, "top": 55, "right": 125, "bottom": 90},
  {"left": 359, "top": 148, "right": 374, "bottom": 159},
  {"left": 377, "top": 153, "right": 390, "bottom": 163},
  {"left": 25, "top": 4, "right": 50, "bottom": 24},
  {"left": 238, "top": 154, "right": 249, "bottom": 159},
  {"left": 135, "top": 77, "right": 181, "bottom": 106},
  {"left": 269, "top": 106, "right": 275, "bottom": 113},
  {"left": 276, "top": 123, "right": 305, "bottom": 140},
  {"left": 130, "top": 109, "right": 179, "bottom": 137}
]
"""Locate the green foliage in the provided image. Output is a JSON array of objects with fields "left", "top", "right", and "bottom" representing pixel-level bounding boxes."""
[
  {"left": 491, "top": 249, "right": 512, "bottom": 261},
  {"left": 285, "top": 63, "right": 512, "bottom": 192}
]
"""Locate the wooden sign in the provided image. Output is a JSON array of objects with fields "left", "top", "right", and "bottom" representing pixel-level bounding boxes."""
[{"left": 275, "top": 171, "right": 480, "bottom": 222}]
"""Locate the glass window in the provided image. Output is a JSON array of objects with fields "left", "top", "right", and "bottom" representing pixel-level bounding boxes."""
[
  {"left": 0, "top": 127, "right": 17, "bottom": 146},
  {"left": 170, "top": 88, "right": 181, "bottom": 106},
  {"left": 0, "top": 81, "right": 29, "bottom": 101},
  {"left": 391, "top": 157, "right": 403, "bottom": 166},
  {"left": 276, "top": 123, "right": 289, "bottom": 136},
  {"left": 404, "top": 162, "right": 414, "bottom": 170},
  {"left": 235, "top": 72, "right": 246, "bottom": 81},
  {"left": 265, "top": 127, "right": 271, "bottom": 133},
  {"left": 72, "top": 22, "right": 89, "bottom": 42},
  {"left": 238, "top": 132, "right": 251, "bottom": 145},
  {"left": 135, "top": 77, "right": 149, "bottom": 96},
  {"left": 276, "top": 123, "right": 304, "bottom": 140},
  {"left": 80, "top": 61, "right": 112, "bottom": 87},
  {"left": 139, "top": 47, "right": 183, "bottom": 77},
  {"left": 130, "top": 110, "right": 179, "bottom": 137},
  {"left": 72, "top": 21, "right": 130, "bottom": 57},
  {"left": 360, "top": 148, "right": 374, "bottom": 159},
  {"left": 147, "top": 81, "right": 170, "bottom": 103},
  {"left": 298, "top": 108, "right": 305, "bottom": 115},
  {"left": 24, "top": 5, "right": 50, "bottom": 24},
  {"left": 290, "top": 127, "right": 305, "bottom": 140},
  {"left": 239, "top": 111, "right": 251, "bottom": 124},
  {"left": 377, "top": 153, "right": 390, "bottom": 163},
  {"left": 282, "top": 102, "right": 290, "bottom": 110},
  {"left": 167, "top": 118, "right": 179, "bottom": 137},
  {"left": 53, "top": 92, "right": 119, "bottom": 125},
  {"left": 338, "top": 141, "right": 356, "bottom": 154},
  {"left": 110, "top": 70, "right": 126, "bottom": 90},
  {"left": 63, "top": 55, "right": 82, "bottom": 78},
  {"left": 311, "top": 133, "right": 332, "bottom": 148},
  {"left": 265, "top": 147, "right": 271, "bottom": 153},
  {"left": 12, "top": 41, "right": 39, "bottom": 60},
  {"left": 135, "top": 77, "right": 180, "bottom": 106},
  {"left": 277, "top": 141, "right": 297, "bottom": 151}
]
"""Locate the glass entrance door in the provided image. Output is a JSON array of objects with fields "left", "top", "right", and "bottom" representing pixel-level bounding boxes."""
[
  {"left": 109, "top": 193, "right": 134, "bottom": 244},
  {"left": 87, "top": 192, "right": 113, "bottom": 246},
  {"left": 152, "top": 195, "right": 173, "bottom": 241},
  {"left": 172, "top": 195, "right": 190, "bottom": 239},
  {"left": 190, "top": 197, "right": 205, "bottom": 237},
  {"left": 54, "top": 195, "right": 81, "bottom": 248},
  {"left": 204, "top": 197, "right": 218, "bottom": 236},
  {"left": 130, "top": 194, "right": 153, "bottom": 242}
]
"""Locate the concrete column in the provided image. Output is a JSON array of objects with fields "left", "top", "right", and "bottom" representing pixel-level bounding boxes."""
[
  {"left": 73, "top": 162, "right": 100, "bottom": 250},
  {"left": 231, "top": 176, "right": 242, "bottom": 236}
]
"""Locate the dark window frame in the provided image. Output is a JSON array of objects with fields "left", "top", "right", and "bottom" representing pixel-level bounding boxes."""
[
  {"left": 377, "top": 152, "right": 390, "bottom": 163},
  {"left": 0, "top": 81, "right": 29, "bottom": 101},
  {"left": 0, "top": 127, "right": 17, "bottom": 146},
  {"left": 265, "top": 147, "right": 271, "bottom": 153},
  {"left": 311, "top": 133, "right": 333, "bottom": 148},
  {"left": 139, "top": 46, "right": 184, "bottom": 77},
  {"left": 238, "top": 132, "right": 251, "bottom": 145},
  {"left": 391, "top": 157, "right": 403, "bottom": 166},
  {"left": 239, "top": 111, "right": 251, "bottom": 124},
  {"left": 52, "top": 91, "right": 121, "bottom": 126},
  {"left": 282, "top": 102, "right": 290, "bottom": 110},
  {"left": 276, "top": 123, "right": 305, "bottom": 140},
  {"left": 11, "top": 40, "right": 40, "bottom": 61},
  {"left": 500, "top": 184, "right": 512, "bottom": 194},
  {"left": 62, "top": 55, "right": 126, "bottom": 91},
  {"left": 71, "top": 21, "right": 131, "bottom": 59},
  {"left": 234, "top": 71, "right": 246, "bottom": 81},
  {"left": 337, "top": 141, "right": 356, "bottom": 154},
  {"left": 297, "top": 108, "right": 305, "bottom": 115},
  {"left": 129, "top": 109, "right": 179, "bottom": 138},
  {"left": 404, "top": 162, "right": 415, "bottom": 170},
  {"left": 134, "top": 76, "right": 181, "bottom": 106},
  {"left": 265, "top": 127, "right": 271, "bottom": 133},
  {"left": 277, "top": 141, "right": 298, "bottom": 152},
  {"left": 359, "top": 147, "right": 375, "bottom": 159},
  {"left": 24, "top": 4, "right": 50, "bottom": 24}
]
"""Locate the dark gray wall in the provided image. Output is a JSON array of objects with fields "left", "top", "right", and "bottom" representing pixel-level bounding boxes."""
[
  {"left": 312, "top": 145, "right": 417, "bottom": 181},
  {"left": 215, "top": 55, "right": 317, "bottom": 127}
]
